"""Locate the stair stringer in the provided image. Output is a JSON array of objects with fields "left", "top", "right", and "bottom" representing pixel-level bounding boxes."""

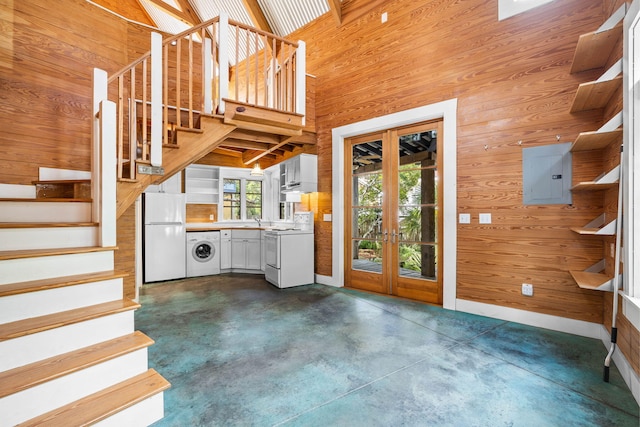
[{"left": 116, "top": 116, "right": 237, "bottom": 218}]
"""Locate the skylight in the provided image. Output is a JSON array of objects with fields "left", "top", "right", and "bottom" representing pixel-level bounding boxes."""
[{"left": 498, "top": 0, "right": 555, "bottom": 20}]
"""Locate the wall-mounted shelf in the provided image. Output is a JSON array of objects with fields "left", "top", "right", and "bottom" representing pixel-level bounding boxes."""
[
  {"left": 570, "top": 164, "right": 619, "bottom": 191},
  {"left": 570, "top": 74, "right": 622, "bottom": 113},
  {"left": 570, "top": 260, "right": 621, "bottom": 291},
  {"left": 570, "top": 214, "right": 616, "bottom": 236},
  {"left": 570, "top": 24, "right": 623, "bottom": 74},
  {"left": 570, "top": 129, "right": 622, "bottom": 151}
]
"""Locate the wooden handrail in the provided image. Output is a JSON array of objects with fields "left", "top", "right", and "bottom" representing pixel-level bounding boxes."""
[{"left": 100, "top": 13, "right": 303, "bottom": 182}]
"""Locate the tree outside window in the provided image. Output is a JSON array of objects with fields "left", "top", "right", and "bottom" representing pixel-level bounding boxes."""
[
  {"left": 223, "top": 178, "right": 241, "bottom": 220},
  {"left": 246, "top": 180, "right": 262, "bottom": 219}
]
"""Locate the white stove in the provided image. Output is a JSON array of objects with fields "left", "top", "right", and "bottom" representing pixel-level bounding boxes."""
[{"left": 264, "top": 212, "right": 314, "bottom": 288}]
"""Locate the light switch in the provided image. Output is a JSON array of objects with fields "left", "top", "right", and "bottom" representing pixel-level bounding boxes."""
[
  {"left": 479, "top": 213, "right": 492, "bottom": 224},
  {"left": 323, "top": 214, "right": 332, "bottom": 222},
  {"left": 459, "top": 213, "right": 471, "bottom": 224}
]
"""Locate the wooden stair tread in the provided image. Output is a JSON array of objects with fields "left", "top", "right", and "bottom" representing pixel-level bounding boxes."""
[
  {"left": 117, "top": 178, "right": 138, "bottom": 183},
  {"left": 0, "top": 299, "right": 140, "bottom": 341},
  {"left": 0, "top": 245, "right": 117, "bottom": 261},
  {"left": 0, "top": 331, "right": 153, "bottom": 398},
  {"left": 0, "top": 270, "right": 128, "bottom": 298},
  {"left": 16, "top": 369, "right": 170, "bottom": 427},
  {"left": 0, "top": 198, "right": 92, "bottom": 203},
  {"left": 0, "top": 222, "right": 98, "bottom": 229},
  {"left": 32, "top": 180, "right": 90, "bottom": 184}
]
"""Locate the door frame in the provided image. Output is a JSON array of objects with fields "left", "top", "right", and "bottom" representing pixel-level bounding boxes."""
[{"left": 329, "top": 99, "right": 458, "bottom": 310}]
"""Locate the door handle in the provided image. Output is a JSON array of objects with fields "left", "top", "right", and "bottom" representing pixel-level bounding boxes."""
[
  {"left": 391, "top": 230, "right": 397, "bottom": 244},
  {"left": 383, "top": 229, "right": 388, "bottom": 243}
]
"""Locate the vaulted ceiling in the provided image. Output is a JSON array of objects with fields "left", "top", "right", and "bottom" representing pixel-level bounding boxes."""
[{"left": 119, "top": 0, "right": 343, "bottom": 37}]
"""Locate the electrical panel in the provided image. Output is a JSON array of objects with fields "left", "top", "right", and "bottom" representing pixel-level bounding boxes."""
[{"left": 522, "top": 142, "right": 572, "bottom": 205}]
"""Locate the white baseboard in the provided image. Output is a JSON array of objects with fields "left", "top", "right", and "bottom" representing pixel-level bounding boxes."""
[
  {"left": 315, "top": 274, "right": 341, "bottom": 287},
  {"left": 0, "top": 183, "right": 35, "bottom": 199},
  {"left": 455, "top": 299, "right": 602, "bottom": 338},
  {"left": 599, "top": 325, "right": 640, "bottom": 406}
]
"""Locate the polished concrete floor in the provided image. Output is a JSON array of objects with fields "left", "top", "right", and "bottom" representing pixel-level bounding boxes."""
[{"left": 136, "top": 274, "right": 640, "bottom": 426}]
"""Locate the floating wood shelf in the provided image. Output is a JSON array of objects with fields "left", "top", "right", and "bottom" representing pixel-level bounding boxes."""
[
  {"left": 570, "top": 76, "right": 622, "bottom": 113},
  {"left": 570, "top": 128, "right": 622, "bottom": 151},
  {"left": 570, "top": 23, "right": 623, "bottom": 74},
  {"left": 570, "top": 214, "right": 616, "bottom": 236},
  {"left": 570, "top": 270, "right": 615, "bottom": 291},
  {"left": 571, "top": 164, "right": 619, "bottom": 191},
  {"left": 570, "top": 259, "right": 621, "bottom": 292}
]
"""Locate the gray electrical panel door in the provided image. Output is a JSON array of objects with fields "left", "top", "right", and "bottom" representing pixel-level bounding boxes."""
[{"left": 522, "top": 142, "right": 572, "bottom": 205}]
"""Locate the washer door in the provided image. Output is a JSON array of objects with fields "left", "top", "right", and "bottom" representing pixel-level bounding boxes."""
[{"left": 192, "top": 241, "right": 214, "bottom": 263}]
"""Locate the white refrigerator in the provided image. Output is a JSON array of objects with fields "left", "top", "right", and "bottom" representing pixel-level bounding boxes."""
[{"left": 144, "top": 193, "right": 187, "bottom": 282}]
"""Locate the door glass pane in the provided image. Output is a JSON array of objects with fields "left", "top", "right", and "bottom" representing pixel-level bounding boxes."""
[
  {"left": 397, "top": 130, "right": 438, "bottom": 280},
  {"left": 352, "top": 239, "right": 383, "bottom": 273},
  {"left": 398, "top": 243, "right": 437, "bottom": 280},
  {"left": 351, "top": 140, "right": 383, "bottom": 273}
]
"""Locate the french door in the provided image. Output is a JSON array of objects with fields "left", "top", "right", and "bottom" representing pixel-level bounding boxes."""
[{"left": 344, "top": 120, "right": 443, "bottom": 304}]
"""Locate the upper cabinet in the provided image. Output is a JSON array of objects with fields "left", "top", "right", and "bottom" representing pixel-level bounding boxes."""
[{"left": 280, "top": 154, "right": 318, "bottom": 194}]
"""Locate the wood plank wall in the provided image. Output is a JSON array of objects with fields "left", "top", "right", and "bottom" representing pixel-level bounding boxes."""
[
  {"left": 290, "top": 0, "right": 638, "bottom": 376},
  {"left": 0, "top": 0, "right": 153, "bottom": 184}
]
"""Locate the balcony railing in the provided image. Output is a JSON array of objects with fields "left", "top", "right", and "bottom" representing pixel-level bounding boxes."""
[{"left": 94, "top": 12, "right": 306, "bottom": 182}]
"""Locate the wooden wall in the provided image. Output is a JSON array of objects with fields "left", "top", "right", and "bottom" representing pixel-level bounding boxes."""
[
  {"left": 0, "top": 0, "right": 154, "bottom": 184},
  {"left": 292, "top": 0, "right": 606, "bottom": 311},
  {"left": 291, "top": 0, "right": 638, "bottom": 376}
]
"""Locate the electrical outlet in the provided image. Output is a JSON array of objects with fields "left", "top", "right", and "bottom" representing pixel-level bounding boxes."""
[
  {"left": 459, "top": 213, "right": 471, "bottom": 224},
  {"left": 522, "top": 283, "right": 533, "bottom": 297},
  {"left": 209, "top": 214, "right": 214, "bottom": 221}
]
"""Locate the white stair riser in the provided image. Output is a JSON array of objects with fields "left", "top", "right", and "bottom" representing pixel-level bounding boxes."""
[
  {"left": 0, "top": 280, "right": 123, "bottom": 324},
  {"left": 0, "top": 202, "right": 91, "bottom": 223},
  {"left": 0, "top": 227, "right": 98, "bottom": 251},
  {"left": 94, "top": 393, "right": 165, "bottom": 427},
  {"left": 1, "top": 350, "right": 148, "bottom": 427},
  {"left": 0, "top": 311, "right": 134, "bottom": 372},
  {"left": 0, "top": 251, "right": 114, "bottom": 285}
]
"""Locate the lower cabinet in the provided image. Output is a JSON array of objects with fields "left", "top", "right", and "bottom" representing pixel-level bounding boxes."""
[
  {"left": 230, "top": 229, "right": 261, "bottom": 271},
  {"left": 220, "top": 230, "right": 231, "bottom": 270}
]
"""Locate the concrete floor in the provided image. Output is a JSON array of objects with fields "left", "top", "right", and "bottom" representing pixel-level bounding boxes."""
[{"left": 136, "top": 274, "right": 640, "bottom": 426}]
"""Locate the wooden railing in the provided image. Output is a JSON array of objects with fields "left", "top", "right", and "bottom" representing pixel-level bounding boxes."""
[{"left": 95, "top": 12, "right": 305, "bottom": 182}]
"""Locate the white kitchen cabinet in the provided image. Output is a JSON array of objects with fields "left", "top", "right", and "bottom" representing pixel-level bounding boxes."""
[
  {"left": 220, "top": 229, "right": 231, "bottom": 270},
  {"left": 185, "top": 165, "right": 219, "bottom": 204},
  {"left": 231, "top": 229, "right": 261, "bottom": 271},
  {"left": 280, "top": 154, "right": 317, "bottom": 193}
]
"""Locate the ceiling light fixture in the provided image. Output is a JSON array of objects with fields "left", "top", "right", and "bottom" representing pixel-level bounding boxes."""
[{"left": 250, "top": 163, "right": 264, "bottom": 176}]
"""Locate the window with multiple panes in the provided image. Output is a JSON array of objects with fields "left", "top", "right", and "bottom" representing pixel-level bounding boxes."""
[
  {"left": 223, "top": 178, "right": 241, "bottom": 220},
  {"left": 222, "top": 178, "right": 263, "bottom": 221},
  {"left": 245, "top": 180, "right": 262, "bottom": 219}
]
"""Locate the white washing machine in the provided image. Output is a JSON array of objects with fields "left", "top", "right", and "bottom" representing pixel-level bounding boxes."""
[{"left": 186, "top": 231, "right": 220, "bottom": 277}]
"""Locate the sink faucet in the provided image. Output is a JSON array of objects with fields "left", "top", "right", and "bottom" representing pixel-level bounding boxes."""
[{"left": 254, "top": 216, "right": 261, "bottom": 227}]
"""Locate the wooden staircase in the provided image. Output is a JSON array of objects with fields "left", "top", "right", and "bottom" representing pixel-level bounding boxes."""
[{"left": 0, "top": 189, "right": 169, "bottom": 426}]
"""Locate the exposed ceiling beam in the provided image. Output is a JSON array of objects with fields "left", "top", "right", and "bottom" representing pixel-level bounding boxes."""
[
  {"left": 220, "top": 138, "right": 272, "bottom": 151},
  {"left": 142, "top": 0, "right": 196, "bottom": 25},
  {"left": 327, "top": 0, "right": 342, "bottom": 26},
  {"left": 241, "top": 0, "right": 273, "bottom": 33},
  {"left": 227, "top": 129, "right": 281, "bottom": 144},
  {"left": 174, "top": 0, "right": 202, "bottom": 25},
  {"left": 211, "top": 147, "right": 244, "bottom": 157}
]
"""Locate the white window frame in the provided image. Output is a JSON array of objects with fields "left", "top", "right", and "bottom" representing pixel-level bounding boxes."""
[
  {"left": 623, "top": 0, "right": 640, "bottom": 329},
  {"left": 219, "top": 168, "right": 264, "bottom": 222}
]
